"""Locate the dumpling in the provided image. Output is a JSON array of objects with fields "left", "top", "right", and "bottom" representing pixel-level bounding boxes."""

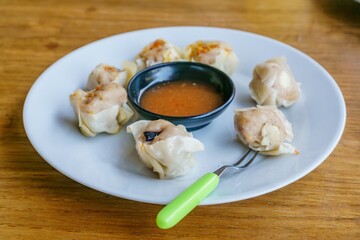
[
  {"left": 234, "top": 106, "right": 297, "bottom": 155},
  {"left": 249, "top": 57, "right": 301, "bottom": 107},
  {"left": 135, "top": 39, "right": 183, "bottom": 70},
  {"left": 87, "top": 61, "right": 137, "bottom": 90},
  {"left": 183, "top": 40, "right": 238, "bottom": 76},
  {"left": 127, "top": 119, "right": 205, "bottom": 179},
  {"left": 70, "top": 83, "right": 134, "bottom": 137}
]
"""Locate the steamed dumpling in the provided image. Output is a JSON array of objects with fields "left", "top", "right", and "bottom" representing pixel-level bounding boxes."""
[
  {"left": 87, "top": 61, "right": 137, "bottom": 90},
  {"left": 249, "top": 57, "right": 301, "bottom": 107},
  {"left": 183, "top": 40, "right": 238, "bottom": 76},
  {"left": 127, "top": 119, "right": 205, "bottom": 179},
  {"left": 135, "top": 39, "right": 183, "bottom": 70},
  {"left": 234, "top": 106, "right": 297, "bottom": 155},
  {"left": 70, "top": 83, "right": 134, "bottom": 137}
]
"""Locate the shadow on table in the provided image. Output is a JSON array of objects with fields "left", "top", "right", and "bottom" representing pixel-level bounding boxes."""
[{"left": 314, "top": 0, "right": 360, "bottom": 25}]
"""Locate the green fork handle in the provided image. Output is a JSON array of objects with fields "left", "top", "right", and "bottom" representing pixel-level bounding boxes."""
[{"left": 156, "top": 172, "right": 220, "bottom": 229}]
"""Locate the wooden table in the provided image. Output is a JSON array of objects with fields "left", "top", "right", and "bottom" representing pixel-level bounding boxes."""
[{"left": 1, "top": 0, "right": 359, "bottom": 239}]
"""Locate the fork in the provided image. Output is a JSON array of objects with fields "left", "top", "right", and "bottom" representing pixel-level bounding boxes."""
[{"left": 156, "top": 149, "right": 259, "bottom": 229}]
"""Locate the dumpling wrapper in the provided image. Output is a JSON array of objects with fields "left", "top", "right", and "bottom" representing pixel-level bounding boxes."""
[
  {"left": 87, "top": 61, "right": 137, "bottom": 90},
  {"left": 127, "top": 120, "right": 205, "bottom": 179},
  {"left": 249, "top": 57, "right": 301, "bottom": 107},
  {"left": 134, "top": 39, "right": 183, "bottom": 70},
  {"left": 70, "top": 83, "right": 134, "bottom": 137},
  {"left": 183, "top": 40, "right": 238, "bottom": 76},
  {"left": 234, "top": 105, "right": 297, "bottom": 155}
]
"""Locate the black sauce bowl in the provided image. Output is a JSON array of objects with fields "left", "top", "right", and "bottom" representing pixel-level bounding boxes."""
[{"left": 127, "top": 62, "right": 235, "bottom": 131}]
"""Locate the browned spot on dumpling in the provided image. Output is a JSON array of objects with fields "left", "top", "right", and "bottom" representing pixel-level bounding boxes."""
[
  {"left": 196, "top": 42, "right": 219, "bottom": 54},
  {"left": 149, "top": 39, "right": 166, "bottom": 50},
  {"left": 80, "top": 83, "right": 127, "bottom": 113},
  {"left": 103, "top": 65, "right": 117, "bottom": 72}
]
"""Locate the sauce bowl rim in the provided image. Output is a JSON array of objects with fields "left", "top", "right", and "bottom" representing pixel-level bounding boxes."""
[{"left": 127, "top": 61, "right": 236, "bottom": 120}]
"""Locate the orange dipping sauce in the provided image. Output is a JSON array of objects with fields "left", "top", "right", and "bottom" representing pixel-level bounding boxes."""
[{"left": 140, "top": 80, "right": 224, "bottom": 117}]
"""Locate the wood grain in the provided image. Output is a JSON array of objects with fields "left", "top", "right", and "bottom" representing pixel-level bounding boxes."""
[{"left": 0, "top": 0, "right": 359, "bottom": 239}]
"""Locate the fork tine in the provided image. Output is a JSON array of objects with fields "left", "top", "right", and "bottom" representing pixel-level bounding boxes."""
[
  {"left": 233, "top": 149, "right": 253, "bottom": 166},
  {"left": 239, "top": 150, "right": 258, "bottom": 168}
]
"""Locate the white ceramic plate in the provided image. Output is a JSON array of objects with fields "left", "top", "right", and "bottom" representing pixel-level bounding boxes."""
[{"left": 23, "top": 27, "right": 346, "bottom": 205}]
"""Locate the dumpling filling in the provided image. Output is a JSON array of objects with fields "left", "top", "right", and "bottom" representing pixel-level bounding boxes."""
[
  {"left": 183, "top": 40, "right": 238, "bottom": 76},
  {"left": 135, "top": 39, "right": 183, "bottom": 70},
  {"left": 70, "top": 82, "right": 134, "bottom": 137},
  {"left": 249, "top": 57, "right": 301, "bottom": 107},
  {"left": 127, "top": 119, "right": 205, "bottom": 179},
  {"left": 234, "top": 106, "right": 297, "bottom": 155}
]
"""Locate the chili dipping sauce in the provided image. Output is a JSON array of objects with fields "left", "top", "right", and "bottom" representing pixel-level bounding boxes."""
[{"left": 140, "top": 80, "right": 224, "bottom": 117}]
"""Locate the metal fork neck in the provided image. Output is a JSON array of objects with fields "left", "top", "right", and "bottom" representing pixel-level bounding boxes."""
[
  {"left": 213, "top": 150, "right": 259, "bottom": 177},
  {"left": 213, "top": 166, "right": 229, "bottom": 177}
]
